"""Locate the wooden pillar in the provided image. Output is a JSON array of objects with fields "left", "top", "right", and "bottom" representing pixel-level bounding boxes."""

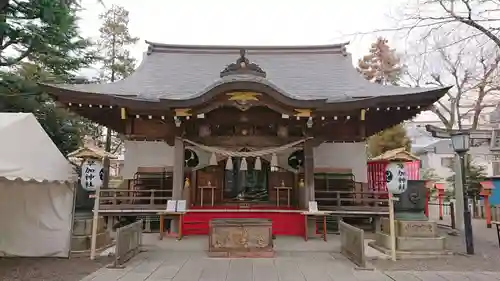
[
  {"left": 304, "top": 140, "right": 315, "bottom": 209},
  {"left": 171, "top": 137, "right": 184, "bottom": 233}
]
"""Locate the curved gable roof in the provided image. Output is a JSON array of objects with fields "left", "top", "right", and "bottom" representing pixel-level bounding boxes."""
[{"left": 43, "top": 41, "right": 449, "bottom": 106}]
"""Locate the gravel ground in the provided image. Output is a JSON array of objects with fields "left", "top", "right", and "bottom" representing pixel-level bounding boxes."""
[
  {"left": 0, "top": 256, "right": 113, "bottom": 281},
  {"left": 372, "top": 219, "right": 500, "bottom": 272}
]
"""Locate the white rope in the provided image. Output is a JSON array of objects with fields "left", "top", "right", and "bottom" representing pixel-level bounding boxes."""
[{"left": 181, "top": 137, "right": 311, "bottom": 157}]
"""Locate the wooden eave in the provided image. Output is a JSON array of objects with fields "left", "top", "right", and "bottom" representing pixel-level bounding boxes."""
[
  {"left": 369, "top": 147, "right": 419, "bottom": 162},
  {"left": 43, "top": 83, "right": 450, "bottom": 115},
  {"left": 68, "top": 146, "right": 117, "bottom": 159}
]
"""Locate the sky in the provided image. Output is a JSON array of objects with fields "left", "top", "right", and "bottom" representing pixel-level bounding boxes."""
[
  {"left": 76, "top": 0, "right": 442, "bottom": 142},
  {"left": 77, "top": 0, "right": 406, "bottom": 76}
]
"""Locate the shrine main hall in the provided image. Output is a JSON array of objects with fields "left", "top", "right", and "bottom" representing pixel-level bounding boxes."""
[{"left": 43, "top": 42, "right": 449, "bottom": 236}]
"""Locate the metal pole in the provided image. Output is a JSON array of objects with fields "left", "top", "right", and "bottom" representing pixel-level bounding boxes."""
[
  {"left": 450, "top": 201, "right": 456, "bottom": 230},
  {"left": 460, "top": 152, "right": 474, "bottom": 255},
  {"left": 454, "top": 155, "right": 465, "bottom": 231}
]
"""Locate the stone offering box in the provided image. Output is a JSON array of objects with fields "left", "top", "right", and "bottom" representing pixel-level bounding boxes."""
[{"left": 208, "top": 218, "right": 274, "bottom": 257}]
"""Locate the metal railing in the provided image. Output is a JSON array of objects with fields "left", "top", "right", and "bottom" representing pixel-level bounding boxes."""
[
  {"left": 110, "top": 219, "right": 143, "bottom": 268},
  {"left": 428, "top": 201, "right": 456, "bottom": 229}
]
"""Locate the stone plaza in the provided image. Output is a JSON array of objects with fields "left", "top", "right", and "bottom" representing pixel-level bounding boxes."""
[{"left": 80, "top": 234, "right": 500, "bottom": 281}]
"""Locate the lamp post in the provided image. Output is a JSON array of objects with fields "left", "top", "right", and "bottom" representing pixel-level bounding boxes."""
[{"left": 450, "top": 131, "right": 474, "bottom": 255}]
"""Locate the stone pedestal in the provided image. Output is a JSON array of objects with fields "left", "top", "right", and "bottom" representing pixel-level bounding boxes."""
[
  {"left": 71, "top": 212, "right": 112, "bottom": 255},
  {"left": 369, "top": 218, "right": 451, "bottom": 259},
  {"left": 208, "top": 218, "right": 273, "bottom": 258}
]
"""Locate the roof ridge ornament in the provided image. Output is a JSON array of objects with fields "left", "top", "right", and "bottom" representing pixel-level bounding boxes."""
[{"left": 220, "top": 49, "right": 267, "bottom": 78}]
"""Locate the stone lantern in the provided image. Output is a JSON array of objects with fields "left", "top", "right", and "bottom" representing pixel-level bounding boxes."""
[
  {"left": 370, "top": 147, "right": 426, "bottom": 221},
  {"left": 66, "top": 145, "right": 115, "bottom": 255},
  {"left": 370, "top": 148, "right": 450, "bottom": 257}
]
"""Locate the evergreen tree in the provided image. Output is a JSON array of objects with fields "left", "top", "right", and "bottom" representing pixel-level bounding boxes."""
[
  {"left": 98, "top": 5, "right": 139, "bottom": 83},
  {"left": 367, "top": 124, "right": 411, "bottom": 157},
  {"left": 97, "top": 4, "right": 138, "bottom": 185},
  {"left": 358, "top": 37, "right": 403, "bottom": 85},
  {"left": 446, "top": 157, "right": 487, "bottom": 216},
  {"left": 0, "top": 0, "right": 98, "bottom": 156},
  {"left": 96, "top": 4, "right": 138, "bottom": 154},
  {"left": 0, "top": 1, "right": 95, "bottom": 71},
  {"left": 359, "top": 38, "right": 410, "bottom": 157}
]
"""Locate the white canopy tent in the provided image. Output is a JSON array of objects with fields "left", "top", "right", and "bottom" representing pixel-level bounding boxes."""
[{"left": 0, "top": 113, "right": 76, "bottom": 257}]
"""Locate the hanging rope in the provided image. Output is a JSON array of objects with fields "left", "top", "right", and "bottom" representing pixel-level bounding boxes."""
[{"left": 181, "top": 137, "right": 311, "bottom": 157}]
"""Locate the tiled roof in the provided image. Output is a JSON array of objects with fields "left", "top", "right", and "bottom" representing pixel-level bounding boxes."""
[{"left": 45, "top": 41, "right": 449, "bottom": 102}]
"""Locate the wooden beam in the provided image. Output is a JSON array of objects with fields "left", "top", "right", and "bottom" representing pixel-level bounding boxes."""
[{"left": 303, "top": 140, "right": 315, "bottom": 208}]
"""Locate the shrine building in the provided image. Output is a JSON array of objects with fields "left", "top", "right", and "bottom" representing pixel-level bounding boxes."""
[{"left": 42, "top": 42, "right": 450, "bottom": 236}]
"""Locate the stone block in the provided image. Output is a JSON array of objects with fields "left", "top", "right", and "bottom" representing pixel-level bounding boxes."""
[
  {"left": 375, "top": 231, "right": 392, "bottom": 249},
  {"left": 208, "top": 218, "right": 273, "bottom": 258},
  {"left": 71, "top": 231, "right": 111, "bottom": 252},
  {"left": 380, "top": 218, "right": 437, "bottom": 238},
  {"left": 397, "top": 236, "right": 446, "bottom": 251},
  {"left": 374, "top": 232, "right": 446, "bottom": 252},
  {"left": 73, "top": 216, "right": 106, "bottom": 236}
]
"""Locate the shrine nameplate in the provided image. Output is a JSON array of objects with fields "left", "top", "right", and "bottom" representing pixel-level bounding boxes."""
[{"left": 208, "top": 218, "right": 273, "bottom": 257}]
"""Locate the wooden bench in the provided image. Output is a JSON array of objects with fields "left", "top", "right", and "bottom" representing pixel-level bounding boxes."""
[{"left": 492, "top": 221, "right": 500, "bottom": 247}]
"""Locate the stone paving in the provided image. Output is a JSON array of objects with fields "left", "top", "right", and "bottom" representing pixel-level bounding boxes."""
[
  {"left": 81, "top": 250, "right": 500, "bottom": 281},
  {"left": 80, "top": 235, "right": 500, "bottom": 281}
]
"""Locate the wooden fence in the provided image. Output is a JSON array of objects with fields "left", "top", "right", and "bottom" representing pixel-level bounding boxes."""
[
  {"left": 99, "top": 189, "right": 172, "bottom": 211},
  {"left": 339, "top": 220, "right": 366, "bottom": 268},
  {"left": 110, "top": 220, "right": 143, "bottom": 268}
]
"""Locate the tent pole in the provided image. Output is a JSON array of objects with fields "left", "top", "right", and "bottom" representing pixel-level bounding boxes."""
[
  {"left": 67, "top": 183, "right": 78, "bottom": 258},
  {"left": 90, "top": 156, "right": 104, "bottom": 260}
]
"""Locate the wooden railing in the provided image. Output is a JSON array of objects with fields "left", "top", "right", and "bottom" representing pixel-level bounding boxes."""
[
  {"left": 98, "top": 189, "right": 172, "bottom": 211},
  {"left": 315, "top": 190, "right": 389, "bottom": 212}
]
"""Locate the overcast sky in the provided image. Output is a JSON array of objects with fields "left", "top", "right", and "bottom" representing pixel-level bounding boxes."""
[
  {"left": 76, "top": 0, "right": 443, "bottom": 129},
  {"left": 78, "top": 0, "right": 406, "bottom": 74}
]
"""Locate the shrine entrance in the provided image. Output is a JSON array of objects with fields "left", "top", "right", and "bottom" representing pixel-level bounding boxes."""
[
  {"left": 194, "top": 157, "right": 297, "bottom": 207},
  {"left": 223, "top": 156, "right": 270, "bottom": 202}
]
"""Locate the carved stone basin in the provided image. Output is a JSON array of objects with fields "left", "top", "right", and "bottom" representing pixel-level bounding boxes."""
[{"left": 208, "top": 218, "right": 274, "bottom": 257}]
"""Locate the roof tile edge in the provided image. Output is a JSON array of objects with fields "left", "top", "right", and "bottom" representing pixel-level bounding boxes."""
[{"left": 144, "top": 40, "right": 350, "bottom": 54}]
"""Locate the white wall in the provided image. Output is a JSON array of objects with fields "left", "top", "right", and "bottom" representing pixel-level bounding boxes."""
[
  {"left": 421, "top": 152, "right": 455, "bottom": 189},
  {"left": 122, "top": 141, "right": 174, "bottom": 179},
  {"left": 313, "top": 142, "right": 368, "bottom": 183},
  {"left": 122, "top": 141, "right": 369, "bottom": 182},
  {"left": 421, "top": 145, "right": 493, "bottom": 189}
]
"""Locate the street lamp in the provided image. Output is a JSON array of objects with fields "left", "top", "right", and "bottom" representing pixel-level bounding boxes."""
[{"left": 450, "top": 131, "right": 474, "bottom": 255}]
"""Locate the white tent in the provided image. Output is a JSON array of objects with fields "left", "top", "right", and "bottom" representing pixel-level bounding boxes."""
[{"left": 0, "top": 113, "right": 76, "bottom": 257}]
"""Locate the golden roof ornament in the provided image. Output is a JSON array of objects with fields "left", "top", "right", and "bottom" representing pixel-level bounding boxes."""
[{"left": 220, "top": 49, "right": 267, "bottom": 78}]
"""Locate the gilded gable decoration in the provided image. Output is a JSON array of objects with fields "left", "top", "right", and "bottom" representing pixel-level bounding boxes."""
[{"left": 220, "top": 49, "right": 267, "bottom": 78}]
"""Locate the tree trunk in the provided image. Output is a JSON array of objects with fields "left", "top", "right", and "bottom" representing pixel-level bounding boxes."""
[
  {"left": 102, "top": 127, "right": 112, "bottom": 189},
  {"left": 102, "top": 21, "right": 117, "bottom": 190}
]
